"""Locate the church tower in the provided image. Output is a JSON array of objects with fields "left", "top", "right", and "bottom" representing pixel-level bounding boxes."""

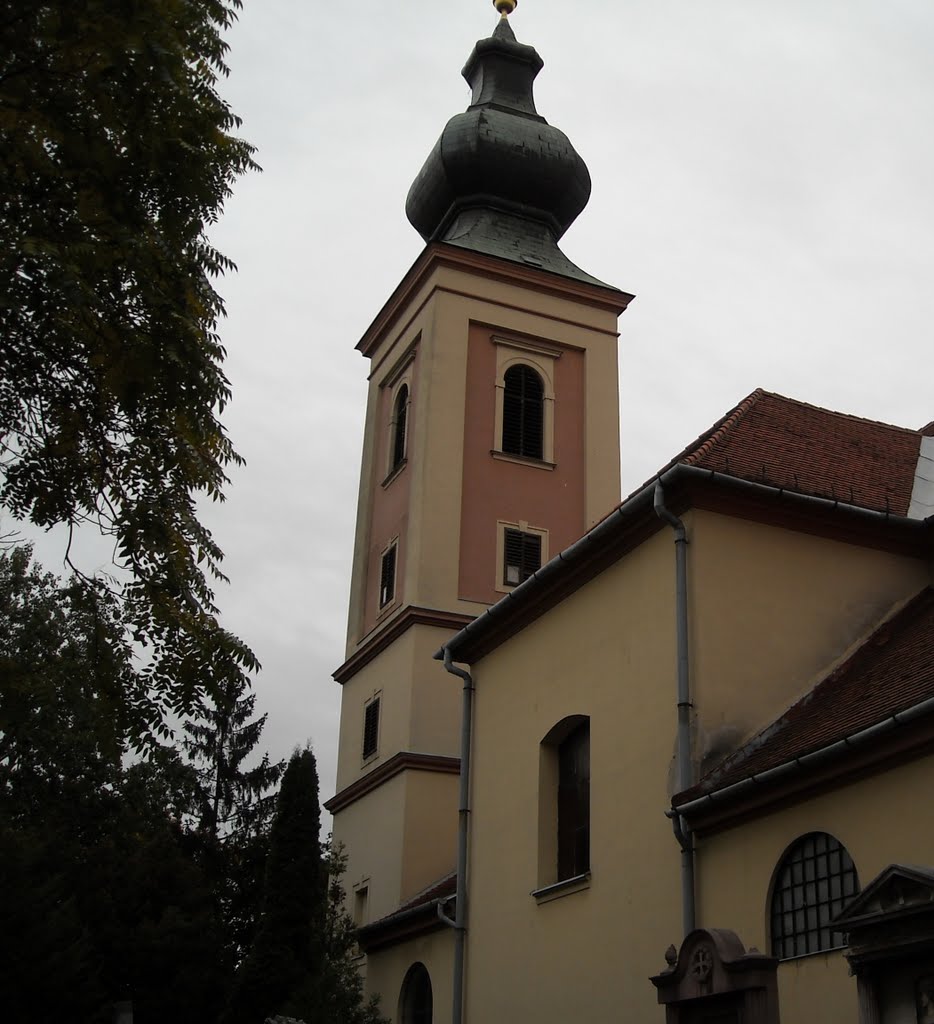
[{"left": 327, "top": 4, "right": 632, "bottom": 1009}]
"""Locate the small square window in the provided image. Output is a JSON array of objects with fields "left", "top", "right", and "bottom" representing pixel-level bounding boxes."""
[
  {"left": 503, "top": 528, "right": 542, "bottom": 587},
  {"left": 379, "top": 544, "right": 397, "bottom": 608},
  {"left": 363, "top": 696, "right": 380, "bottom": 760}
]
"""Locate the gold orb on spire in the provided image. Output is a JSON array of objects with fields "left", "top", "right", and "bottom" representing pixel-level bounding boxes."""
[{"left": 493, "top": 0, "right": 517, "bottom": 17}]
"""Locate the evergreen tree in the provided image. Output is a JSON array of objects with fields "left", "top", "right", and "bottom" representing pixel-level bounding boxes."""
[
  {"left": 0, "top": 546, "right": 228, "bottom": 1022},
  {"left": 183, "top": 682, "right": 284, "bottom": 963},
  {"left": 225, "top": 747, "right": 328, "bottom": 1024}
]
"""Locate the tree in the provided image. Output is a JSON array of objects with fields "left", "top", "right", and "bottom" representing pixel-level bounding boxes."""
[
  {"left": 0, "top": 545, "right": 229, "bottom": 1023},
  {"left": 0, "top": 0, "right": 259, "bottom": 738},
  {"left": 184, "top": 684, "right": 284, "bottom": 963},
  {"left": 321, "top": 845, "right": 389, "bottom": 1024},
  {"left": 225, "top": 747, "right": 328, "bottom": 1024}
]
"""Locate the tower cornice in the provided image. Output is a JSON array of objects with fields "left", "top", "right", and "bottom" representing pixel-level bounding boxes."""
[{"left": 356, "top": 241, "right": 634, "bottom": 361}]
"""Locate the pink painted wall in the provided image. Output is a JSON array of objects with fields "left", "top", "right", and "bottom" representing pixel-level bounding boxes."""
[{"left": 458, "top": 324, "right": 585, "bottom": 604}]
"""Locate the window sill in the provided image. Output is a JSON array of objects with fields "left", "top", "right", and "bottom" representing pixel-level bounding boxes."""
[
  {"left": 531, "top": 872, "right": 591, "bottom": 905},
  {"left": 491, "top": 450, "right": 555, "bottom": 471},
  {"left": 776, "top": 944, "right": 847, "bottom": 964},
  {"left": 381, "top": 458, "right": 407, "bottom": 488}
]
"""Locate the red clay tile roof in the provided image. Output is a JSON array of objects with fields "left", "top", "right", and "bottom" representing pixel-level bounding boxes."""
[
  {"left": 358, "top": 870, "right": 456, "bottom": 934},
  {"left": 681, "top": 587, "right": 934, "bottom": 799},
  {"left": 652, "top": 389, "right": 924, "bottom": 516}
]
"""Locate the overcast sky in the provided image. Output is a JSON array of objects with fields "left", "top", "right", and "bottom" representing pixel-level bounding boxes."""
[{"left": 27, "top": 1, "right": 934, "bottom": 811}]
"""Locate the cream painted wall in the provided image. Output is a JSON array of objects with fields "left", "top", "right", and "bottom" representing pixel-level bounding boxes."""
[
  {"left": 335, "top": 773, "right": 408, "bottom": 923},
  {"left": 401, "top": 770, "right": 458, "bottom": 901},
  {"left": 689, "top": 510, "right": 929, "bottom": 774},
  {"left": 335, "top": 250, "right": 626, "bottom": 951},
  {"left": 465, "top": 531, "right": 686, "bottom": 1023},
  {"left": 364, "top": 927, "right": 455, "bottom": 1024},
  {"left": 459, "top": 507, "right": 931, "bottom": 1023},
  {"left": 696, "top": 755, "right": 934, "bottom": 1021},
  {"left": 334, "top": 628, "right": 418, "bottom": 792}
]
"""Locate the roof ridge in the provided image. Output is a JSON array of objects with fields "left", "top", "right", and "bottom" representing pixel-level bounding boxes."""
[{"left": 755, "top": 390, "right": 923, "bottom": 435}]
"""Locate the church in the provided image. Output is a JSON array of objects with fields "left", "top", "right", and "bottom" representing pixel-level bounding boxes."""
[{"left": 326, "top": 3, "right": 934, "bottom": 1021}]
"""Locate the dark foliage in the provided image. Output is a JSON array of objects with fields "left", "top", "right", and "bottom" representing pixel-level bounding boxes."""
[
  {"left": 225, "top": 748, "right": 328, "bottom": 1024},
  {"left": 0, "top": 0, "right": 259, "bottom": 741}
]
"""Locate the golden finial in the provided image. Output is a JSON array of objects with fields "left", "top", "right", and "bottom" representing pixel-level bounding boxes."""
[{"left": 493, "top": 0, "right": 517, "bottom": 17}]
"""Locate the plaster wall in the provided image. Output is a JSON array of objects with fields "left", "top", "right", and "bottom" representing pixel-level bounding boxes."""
[
  {"left": 346, "top": 257, "right": 623, "bottom": 647},
  {"left": 333, "top": 773, "right": 408, "bottom": 923},
  {"left": 364, "top": 926, "right": 455, "bottom": 1024},
  {"left": 334, "top": 627, "right": 418, "bottom": 792},
  {"left": 689, "top": 510, "right": 929, "bottom": 772},
  {"left": 695, "top": 754, "right": 934, "bottom": 1021},
  {"left": 464, "top": 530, "right": 683, "bottom": 1024},
  {"left": 332, "top": 768, "right": 459, "bottom": 923},
  {"left": 400, "top": 769, "right": 458, "bottom": 901},
  {"left": 458, "top": 322, "right": 586, "bottom": 604}
]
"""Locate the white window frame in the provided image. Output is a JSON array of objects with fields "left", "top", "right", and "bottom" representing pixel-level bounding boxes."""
[{"left": 492, "top": 335, "right": 560, "bottom": 467}]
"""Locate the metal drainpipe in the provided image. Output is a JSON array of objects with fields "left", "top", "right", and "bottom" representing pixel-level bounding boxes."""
[
  {"left": 441, "top": 646, "right": 474, "bottom": 1024},
  {"left": 653, "top": 482, "right": 696, "bottom": 935}
]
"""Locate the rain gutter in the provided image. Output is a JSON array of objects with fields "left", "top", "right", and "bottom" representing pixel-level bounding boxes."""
[
  {"left": 436, "top": 463, "right": 926, "bottom": 665},
  {"left": 674, "top": 694, "right": 934, "bottom": 821},
  {"left": 436, "top": 647, "right": 474, "bottom": 1024},
  {"left": 653, "top": 482, "right": 696, "bottom": 936}
]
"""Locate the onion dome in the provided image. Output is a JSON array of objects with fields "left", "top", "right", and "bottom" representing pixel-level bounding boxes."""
[{"left": 405, "top": 8, "right": 608, "bottom": 286}]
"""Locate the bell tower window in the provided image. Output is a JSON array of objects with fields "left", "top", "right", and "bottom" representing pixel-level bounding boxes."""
[
  {"left": 379, "top": 542, "right": 397, "bottom": 609},
  {"left": 390, "top": 383, "right": 409, "bottom": 472},
  {"left": 502, "top": 365, "right": 544, "bottom": 459},
  {"left": 492, "top": 337, "right": 559, "bottom": 466},
  {"left": 496, "top": 521, "right": 548, "bottom": 593}
]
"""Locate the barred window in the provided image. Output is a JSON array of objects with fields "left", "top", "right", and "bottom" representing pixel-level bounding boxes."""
[
  {"left": 770, "top": 832, "right": 859, "bottom": 959},
  {"left": 362, "top": 697, "right": 380, "bottom": 760},
  {"left": 379, "top": 544, "right": 397, "bottom": 608},
  {"left": 503, "top": 528, "right": 541, "bottom": 587},
  {"left": 502, "top": 364, "right": 544, "bottom": 460}
]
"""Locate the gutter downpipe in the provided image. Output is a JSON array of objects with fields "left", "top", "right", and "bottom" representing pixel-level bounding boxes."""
[
  {"left": 441, "top": 646, "right": 473, "bottom": 1024},
  {"left": 654, "top": 481, "right": 696, "bottom": 936}
]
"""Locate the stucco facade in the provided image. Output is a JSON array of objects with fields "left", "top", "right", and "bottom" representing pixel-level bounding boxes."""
[{"left": 328, "top": 10, "right": 934, "bottom": 1024}]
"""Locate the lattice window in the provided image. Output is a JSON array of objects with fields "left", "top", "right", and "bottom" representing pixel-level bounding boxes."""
[
  {"left": 503, "top": 528, "right": 541, "bottom": 586},
  {"left": 502, "top": 364, "right": 544, "bottom": 459},
  {"left": 770, "top": 832, "right": 859, "bottom": 959}
]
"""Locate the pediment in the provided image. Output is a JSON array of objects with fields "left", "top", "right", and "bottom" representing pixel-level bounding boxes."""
[{"left": 833, "top": 864, "right": 934, "bottom": 929}]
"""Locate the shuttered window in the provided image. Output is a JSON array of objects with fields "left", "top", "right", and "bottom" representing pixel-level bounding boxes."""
[
  {"left": 362, "top": 697, "right": 380, "bottom": 760},
  {"left": 502, "top": 365, "right": 544, "bottom": 459},
  {"left": 379, "top": 544, "right": 397, "bottom": 608},
  {"left": 503, "top": 529, "right": 541, "bottom": 587},
  {"left": 391, "top": 384, "right": 408, "bottom": 471}
]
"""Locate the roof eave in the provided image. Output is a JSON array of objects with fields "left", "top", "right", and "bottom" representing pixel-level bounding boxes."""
[{"left": 436, "top": 464, "right": 931, "bottom": 666}]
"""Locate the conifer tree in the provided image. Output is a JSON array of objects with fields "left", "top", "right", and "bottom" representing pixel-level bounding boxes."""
[
  {"left": 183, "top": 682, "right": 284, "bottom": 963},
  {"left": 225, "top": 747, "right": 327, "bottom": 1024}
]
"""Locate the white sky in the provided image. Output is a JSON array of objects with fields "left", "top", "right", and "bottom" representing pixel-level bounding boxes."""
[{"left": 25, "top": 1, "right": 934, "bottom": 810}]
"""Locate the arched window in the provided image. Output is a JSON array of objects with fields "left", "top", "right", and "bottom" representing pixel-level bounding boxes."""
[
  {"left": 770, "top": 832, "right": 859, "bottom": 959},
  {"left": 399, "top": 962, "right": 432, "bottom": 1024},
  {"left": 537, "top": 715, "right": 590, "bottom": 890},
  {"left": 390, "top": 384, "right": 409, "bottom": 471},
  {"left": 502, "top": 365, "right": 544, "bottom": 460},
  {"left": 557, "top": 721, "right": 590, "bottom": 881}
]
